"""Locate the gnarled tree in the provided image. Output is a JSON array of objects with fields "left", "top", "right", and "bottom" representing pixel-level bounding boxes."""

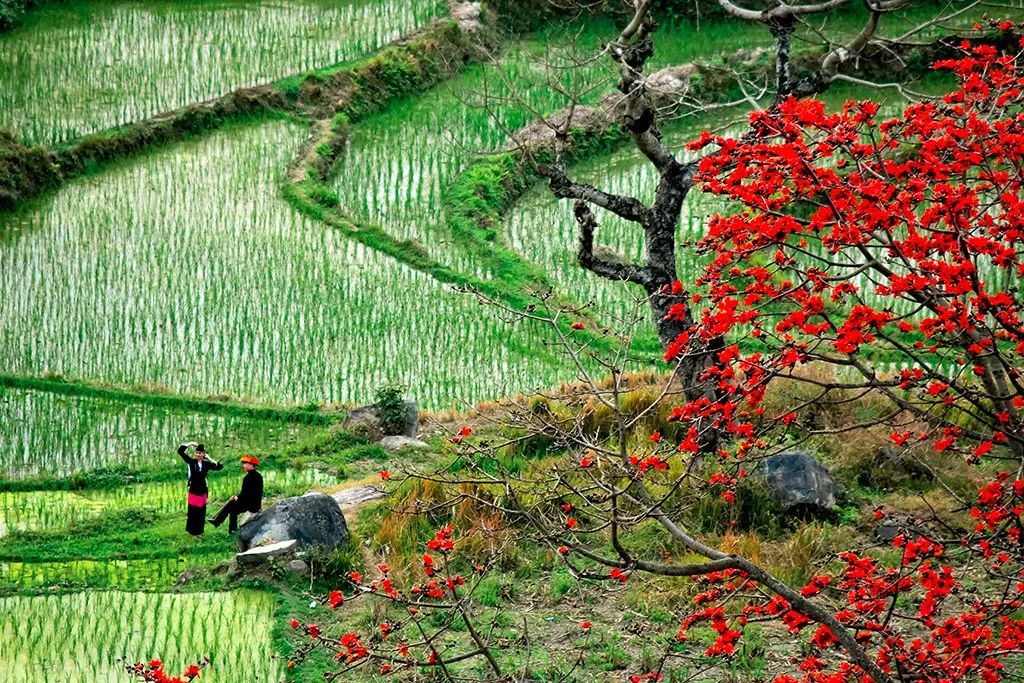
[{"left": 539, "top": 0, "right": 975, "bottom": 355}]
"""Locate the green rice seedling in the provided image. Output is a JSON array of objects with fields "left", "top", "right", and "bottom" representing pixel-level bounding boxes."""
[
  {"left": 0, "top": 590, "right": 281, "bottom": 682},
  {"left": 333, "top": 21, "right": 629, "bottom": 278},
  {"left": 0, "top": 0, "right": 444, "bottom": 143},
  {"left": 0, "top": 557, "right": 204, "bottom": 591}
]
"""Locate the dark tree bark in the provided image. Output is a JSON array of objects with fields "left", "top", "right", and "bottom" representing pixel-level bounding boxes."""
[
  {"left": 539, "top": 0, "right": 914, "bottom": 359},
  {"left": 545, "top": 6, "right": 697, "bottom": 349},
  {"left": 540, "top": 3, "right": 728, "bottom": 415}
]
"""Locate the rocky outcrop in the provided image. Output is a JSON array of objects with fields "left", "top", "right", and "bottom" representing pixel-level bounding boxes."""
[
  {"left": 511, "top": 61, "right": 714, "bottom": 149},
  {"left": 862, "top": 446, "right": 934, "bottom": 489},
  {"left": 753, "top": 450, "right": 838, "bottom": 515},
  {"left": 451, "top": 0, "right": 486, "bottom": 38},
  {"left": 331, "top": 484, "right": 387, "bottom": 512},
  {"left": 343, "top": 400, "right": 419, "bottom": 441},
  {"left": 237, "top": 492, "right": 349, "bottom": 553}
]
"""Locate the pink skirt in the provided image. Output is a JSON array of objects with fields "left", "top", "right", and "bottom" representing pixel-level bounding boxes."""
[{"left": 187, "top": 493, "right": 208, "bottom": 507}]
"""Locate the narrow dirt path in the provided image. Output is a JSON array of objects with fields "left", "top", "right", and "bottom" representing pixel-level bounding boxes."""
[
  {"left": 288, "top": 118, "right": 333, "bottom": 183},
  {"left": 329, "top": 484, "right": 387, "bottom": 519}
]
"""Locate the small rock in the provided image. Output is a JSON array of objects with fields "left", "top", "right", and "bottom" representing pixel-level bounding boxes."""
[
  {"left": 865, "top": 446, "right": 934, "bottom": 488},
  {"left": 753, "top": 450, "right": 838, "bottom": 515},
  {"left": 175, "top": 567, "right": 202, "bottom": 586},
  {"left": 285, "top": 559, "right": 309, "bottom": 574},
  {"left": 211, "top": 559, "right": 239, "bottom": 577},
  {"left": 379, "top": 435, "right": 429, "bottom": 452},
  {"left": 875, "top": 514, "right": 930, "bottom": 543},
  {"left": 342, "top": 407, "right": 385, "bottom": 442},
  {"left": 236, "top": 539, "right": 299, "bottom": 564}
]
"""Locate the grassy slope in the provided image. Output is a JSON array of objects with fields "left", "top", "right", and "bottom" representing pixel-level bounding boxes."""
[
  {"left": 269, "top": 392, "right": 988, "bottom": 682},
  {"left": 0, "top": 372, "right": 990, "bottom": 678}
]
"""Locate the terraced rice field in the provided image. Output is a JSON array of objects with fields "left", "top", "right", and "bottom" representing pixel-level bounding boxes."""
[
  {"left": 0, "top": 0, "right": 443, "bottom": 143},
  {"left": 0, "top": 120, "right": 568, "bottom": 408},
  {"left": 0, "top": 387, "right": 319, "bottom": 478},
  {"left": 334, "top": 26, "right": 618, "bottom": 277},
  {"left": 0, "top": 557, "right": 216, "bottom": 590},
  {"left": 331, "top": 17, "right": 784, "bottom": 279},
  {"left": 0, "top": 590, "right": 282, "bottom": 681}
]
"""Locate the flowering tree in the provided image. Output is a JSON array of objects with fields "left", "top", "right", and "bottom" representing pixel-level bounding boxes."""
[
  {"left": 283, "top": 28, "right": 1024, "bottom": 683},
  {"left": 541, "top": 0, "right": 966, "bottom": 354},
  {"left": 653, "top": 24, "right": 1024, "bottom": 683},
  {"left": 679, "top": 25, "right": 1024, "bottom": 470}
]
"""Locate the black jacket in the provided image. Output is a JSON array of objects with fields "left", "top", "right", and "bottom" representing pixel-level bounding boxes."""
[
  {"left": 179, "top": 445, "right": 223, "bottom": 495},
  {"left": 236, "top": 470, "right": 264, "bottom": 513}
]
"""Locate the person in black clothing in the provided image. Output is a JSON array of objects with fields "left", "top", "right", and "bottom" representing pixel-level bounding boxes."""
[
  {"left": 209, "top": 454, "right": 264, "bottom": 533},
  {"left": 178, "top": 442, "right": 223, "bottom": 536}
]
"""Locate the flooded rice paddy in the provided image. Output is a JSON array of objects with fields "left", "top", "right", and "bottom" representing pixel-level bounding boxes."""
[{"left": 0, "top": 0, "right": 443, "bottom": 143}]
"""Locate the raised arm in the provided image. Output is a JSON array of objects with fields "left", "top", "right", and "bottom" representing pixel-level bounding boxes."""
[{"left": 177, "top": 444, "right": 194, "bottom": 464}]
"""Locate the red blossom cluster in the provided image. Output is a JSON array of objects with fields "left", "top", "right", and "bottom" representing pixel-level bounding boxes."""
[
  {"left": 125, "top": 659, "right": 205, "bottom": 683},
  {"left": 451, "top": 426, "right": 472, "bottom": 444},
  {"left": 669, "top": 26, "right": 1024, "bottom": 473},
  {"left": 674, "top": 503, "right": 1024, "bottom": 682},
  {"left": 283, "top": 524, "right": 489, "bottom": 677}
]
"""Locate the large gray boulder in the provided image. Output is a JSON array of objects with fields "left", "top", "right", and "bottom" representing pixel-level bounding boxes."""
[
  {"left": 343, "top": 400, "right": 418, "bottom": 441},
  {"left": 753, "top": 450, "right": 838, "bottom": 514},
  {"left": 237, "top": 493, "right": 349, "bottom": 553}
]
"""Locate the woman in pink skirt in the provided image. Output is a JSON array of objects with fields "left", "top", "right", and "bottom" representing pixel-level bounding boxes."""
[{"left": 178, "top": 442, "right": 223, "bottom": 536}]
